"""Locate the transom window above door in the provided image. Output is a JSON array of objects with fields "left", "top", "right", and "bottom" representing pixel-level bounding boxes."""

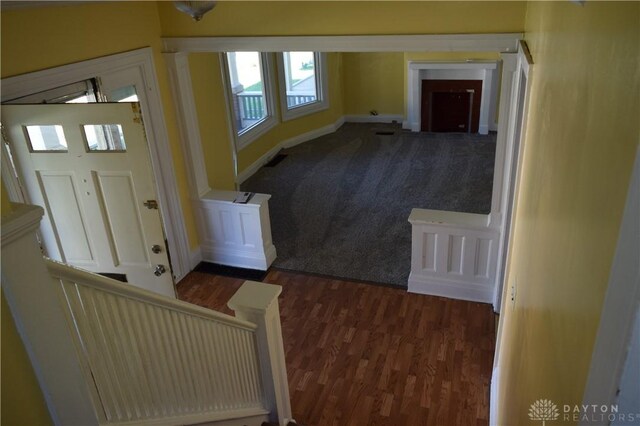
[
  {"left": 277, "top": 52, "right": 328, "bottom": 121},
  {"left": 223, "top": 51, "right": 277, "bottom": 150}
]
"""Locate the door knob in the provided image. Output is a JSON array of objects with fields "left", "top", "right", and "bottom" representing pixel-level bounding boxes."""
[
  {"left": 151, "top": 244, "right": 162, "bottom": 254},
  {"left": 154, "top": 264, "right": 166, "bottom": 276}
]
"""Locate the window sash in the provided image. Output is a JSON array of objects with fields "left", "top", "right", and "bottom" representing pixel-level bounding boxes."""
[
  {"left": 277, "top": 52, "right": 329, "bottom": 122},
  {"left": 223, "top": 52, "right": 278, "bottom": 150}
]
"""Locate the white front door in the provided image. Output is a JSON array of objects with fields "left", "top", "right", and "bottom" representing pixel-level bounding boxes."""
[{"left": 2, "top": 103, "right": 175, "bottom": 297}]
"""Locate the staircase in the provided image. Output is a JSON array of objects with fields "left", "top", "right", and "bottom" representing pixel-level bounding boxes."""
[{"left": 1, "top": 204, "right": 293, "bottom": 426}]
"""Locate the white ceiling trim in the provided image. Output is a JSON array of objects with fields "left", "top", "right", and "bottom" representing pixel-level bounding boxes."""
[{"left": 162, "top": 33, "right": 523, "bottom": 53}]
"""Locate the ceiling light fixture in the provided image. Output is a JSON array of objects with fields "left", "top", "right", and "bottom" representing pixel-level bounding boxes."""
[{"left": 173, "top": 1, "right": 217, "bottom": 22}]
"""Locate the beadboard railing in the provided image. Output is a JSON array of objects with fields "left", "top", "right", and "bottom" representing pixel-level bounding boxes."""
[
  {"left": 44, "top": 258, "right": 291, "bottom": 425},
  {"left": 2, "top": 204, "right": 291, "bottom": 426}
]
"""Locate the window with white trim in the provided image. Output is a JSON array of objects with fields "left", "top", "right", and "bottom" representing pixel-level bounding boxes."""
[
  {"left": 223, "top": 51, "right": 277, "bottom": 150},
  {"left": 277, "top": 52, "right": 328, "bottom": 121}
]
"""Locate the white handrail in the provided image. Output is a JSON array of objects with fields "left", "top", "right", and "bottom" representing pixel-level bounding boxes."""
[{"left": 46, "top": 259, "right": 256, "bottom": 331}]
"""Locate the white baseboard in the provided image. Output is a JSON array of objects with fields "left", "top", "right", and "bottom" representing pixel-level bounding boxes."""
[
  {"left": 236, "top": 116, "right": 346, "bottom": 185},
  {"left": 490, "top": 366, "right": 499, "bottom": 426},
  {"left": 281, "top": 115, "right": 345, "bottom": 149},
  {"left": 201, "top": 243, "right": 276, "bottom": 271},
  {"left": 407, "top": 273, "right": 493, "bottom": 304},
  {"left": 479, "top": 124, "right": 490, "bottom": 135},
  {"left": 344, "top": 114, "right": 404, "bottom": 123}
]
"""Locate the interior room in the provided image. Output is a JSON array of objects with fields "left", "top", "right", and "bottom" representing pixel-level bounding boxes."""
[
  {"left": 1, "top": 2, "right": 638, "bottom": 426},
  {"left": 187, "top": 49, "right": 502, "bottom": 286}
]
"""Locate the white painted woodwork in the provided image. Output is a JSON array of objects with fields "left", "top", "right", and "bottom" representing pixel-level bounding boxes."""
[
  {"left": 406, "top": 61, "right": 499, "bottom": 135},
  {"left": 492, "top": 46, "right": 533, "bottom": 312},
  {"left": 162, "top": 33, "right": 522, "bottom": 53},
  {"left": 1, "top": 103, "right": 175, "bottom": 297},
  {"left": 229, "top": 281, "right": 293, "bottom": 426},
  {"left": 164, "top": 52, "right": 212, "bottom": 199},
  {"left": 0, "top": 48, "right": 192, "bottom": 282},
  {"left": 1, "top": 204, "right": 100, "bottom": 426},
  {"left": 581, "top": 145, "right": 640, "bottom": 418},
  {"left": 199, "top": 190, "right": 277, "bottom": 270},
  {"left": 48, "top": 259, "right": 270, "bottom": 425},
  {"left": 408, "top": 209, "right": 499, "bottom": 304},
  {"left": 344, "top": 114, "right": 404, "bottom": 124}
]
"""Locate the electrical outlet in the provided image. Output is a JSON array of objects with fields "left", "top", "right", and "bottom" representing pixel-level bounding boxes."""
[{"left": 510, "top": 276, "right": 517, "bottom": 306}]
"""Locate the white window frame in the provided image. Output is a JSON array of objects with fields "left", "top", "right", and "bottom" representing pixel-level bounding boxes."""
[
  {"left": 221, "top": 52, "right": 278, "bottom": 151},
  {"left": 277, "top": 52, "right": 328, "bottom": 121}
]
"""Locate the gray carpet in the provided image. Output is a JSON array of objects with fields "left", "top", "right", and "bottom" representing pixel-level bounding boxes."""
[{"left": 242, "top": 123, "right": 496, "bottom": 286}]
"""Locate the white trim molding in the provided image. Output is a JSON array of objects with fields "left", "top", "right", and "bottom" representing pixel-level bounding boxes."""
[
  {"left": 408, "top": 208, "right": 498, "bottom": 304},
  {"left": 1, "top": 204, "right": 100, "bottom": 426},
  {"left": 344, "top": 114, "right": 404, "bottom": 124},
  {"left": 163, "top": 33, "right": 523, "bottom": 53},
  {"left": 221, "top": 52, "right": 279, "bottom": 152},
  {"left": 492, "top": 42, "right": 534, "bottom": 312},
  {"left": 164, "top": 52, "right": 212, "bottom": 199},
  {"left": 198, "top": 190, "right": 277, "bottom": 270},
  {"left": 406, "top": 61, "right": 499, "bottom": 135},
  {"left": 277, "top": 52, "right": 329, "bottom": 122},
  {"left": 581, "top": 145, "right": 640, "bottom": 417},
  {"left": 0, "top": 47, "right": 193, "bottom": 282}
]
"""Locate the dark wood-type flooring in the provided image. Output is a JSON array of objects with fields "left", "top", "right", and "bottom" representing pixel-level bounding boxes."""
[{"left": 177, "top": 269, "right": 496, "bottom": 426}]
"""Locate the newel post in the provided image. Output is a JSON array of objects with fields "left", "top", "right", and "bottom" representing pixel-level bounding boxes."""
[
  {"left": 228, "top": 281, "right": 293, "bottom": 426},
  {"left": 1, "top": 204, "right": 99, "bottom": 426}
]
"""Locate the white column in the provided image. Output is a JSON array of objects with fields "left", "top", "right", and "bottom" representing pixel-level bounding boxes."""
[
  {"left": 228, "top": 280, "right": 292, "bottom": 426},
  {"left": 1, "top": 204, "right": 99, "bottom": 426}
]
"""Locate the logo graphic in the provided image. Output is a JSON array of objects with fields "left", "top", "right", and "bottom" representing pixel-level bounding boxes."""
[{"left": 529, "top": 399, "right": 560, "bottom": 425}]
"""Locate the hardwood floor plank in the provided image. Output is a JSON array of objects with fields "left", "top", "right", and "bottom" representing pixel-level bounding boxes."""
[{"left": 177, "top": 269, "right": 496, "bottom": 425}]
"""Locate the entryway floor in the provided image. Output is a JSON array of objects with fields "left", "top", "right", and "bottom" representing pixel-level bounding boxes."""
[{"left": 178, "top": 268, "right": 496, "bottom": 426}]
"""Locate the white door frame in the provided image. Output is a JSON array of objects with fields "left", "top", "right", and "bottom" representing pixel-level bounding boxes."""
[
  {"left": 492, "top": 41, "right": 533, "bottom": 313},
  {"left": 581, "top": 144, "right": 640, "bottom": 418},
  {"left": 1, "top": 47, "right": 192, "bottom": 281},
  {"left": 489, "top": 41, "right": 533, "bottom": 426}
]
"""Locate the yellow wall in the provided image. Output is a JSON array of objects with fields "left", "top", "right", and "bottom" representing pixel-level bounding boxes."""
[
  {"left": 342, "top": 52, "right": 405, "bottom": 116},
  {"left": 497, "top": 2, "right": 640, "bottom": 424},
  {"left": 189, "top": 53, "right": 237, "bottom": 190},
  {"left": 189, "top": 52, "right": 344, "bottom": 188},
  {"left": 158, "top": 1, "right": 526, "bottom": 36},
  {"left": 1, "top": 291, "right": 53, "bottom": 425},
  {"left": 0, "top": 2, "right": 199, "bottom": 249},
  {"left": 341, "top": 51, "right": 502, "bottom": 118}
]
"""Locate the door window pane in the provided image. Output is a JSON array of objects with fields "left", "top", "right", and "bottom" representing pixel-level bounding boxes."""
[
  {"left": 226, "top": 52, "right": 268, "bottom": 133},
  {"left": 83, "top": 124, "right": 126, "bottom": 151},
  {"left": 283, "top": 52, "right": 318, "bottom": 109},
  {"left": 25, "top": 125, "right": 68, "bottom": 152}
]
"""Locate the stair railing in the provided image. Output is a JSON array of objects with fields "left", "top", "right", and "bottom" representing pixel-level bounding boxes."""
[{"left": 2, "top": 203, "right": 292, "bottom": 426}]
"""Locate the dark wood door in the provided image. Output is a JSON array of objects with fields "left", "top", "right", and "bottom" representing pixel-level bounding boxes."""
[
  {"left": 421, "top": 79, "right": 482, "bottom": 133},
  {"left": 431, "top": 92, "right": 471, "bottom": 132}
]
